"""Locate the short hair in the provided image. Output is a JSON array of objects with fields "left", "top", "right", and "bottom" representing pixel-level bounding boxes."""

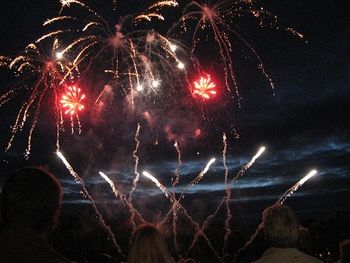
[
  {"left": 1, "top": 167, "right": 63, "bottom": 233},
  {"left": 128, "top": 223, "right": 173, "bottom": 263},
  {"left": 262, "top": 204, "right": 299, "bottom": 248}
]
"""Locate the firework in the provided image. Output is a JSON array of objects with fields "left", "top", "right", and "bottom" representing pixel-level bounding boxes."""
[
  {"left": 1, "top": 43, "right": 77, "bottom": 157},
  {"left": 61, "top": 85, "right": 86, "bottom": 115},
  {"left": 41, "top": 0, "right": 187, "bottom": 105},
  {"left": 277, "top": 169, "right": 318, "bottom": 204},
  {"left": 175, "top": 0, "right": 303, "bottom": 99},
  {"left": 1, "top": 0, "right": 302, "bottom": 155},
  {"left": 192, "top": 75, "right": 217, "bottom": 100},
  {"left": 0, "top": 1, "right": 308, "bottom": 260}
]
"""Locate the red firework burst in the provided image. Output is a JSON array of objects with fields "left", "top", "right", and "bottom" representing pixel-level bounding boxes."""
[
  {"left": 192, "top": 75, "right": 217, "bottom": 100},
  {"left": 61, "top": 85, "right": 86, "bottom": 115}
]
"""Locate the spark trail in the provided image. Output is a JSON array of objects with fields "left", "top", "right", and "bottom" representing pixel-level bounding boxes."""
[
  {"left": 142, "top": 171, "right": 170, "bottom": 198},
  {"left": 56, "top": 151, "right": 124, "bottom": 256},
  {"left": 190, "top": 157, "right": 216, "bottom": 185},
  {"left": 231, "top": 146, "right": 266, "bottom": 182},
  {"left": 237, "top": 169, "right": 318, "bottom": 260},
  {"left": 99, "top": 172, "right": 146, "bottom": 226},
  {"left": 144, "top": 170, "right": 223, "bottom": 262},
  {"left": 160, "top": 157, "right": 216, "bottom": 228},
  {"left": 187, "top": 145, "right": 266, "bottom": 258},
  {"left": 129, "top": 123, "right": 141, "bottom": 229},
  {"left": 223, "top": 133, "right": 231, "bottom": 256},
  {"left": 172, "top": 140, "right": 183, "bottom": 252},
  {"left": 276, "top": 169, "right": 318, "bottom": 204},
  {"left": 172, "top": 140, "right": 183, "bottom": 186}
]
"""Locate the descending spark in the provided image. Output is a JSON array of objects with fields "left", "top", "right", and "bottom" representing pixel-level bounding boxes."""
[
  {"left": 129, "top": 123, "right": 141, "bottom": 197},
  {"left": 43, "top": 16, "right": 75, "bottom": 26},
  {"left": 129, "top": 124, "right": 141, "bottom": 228},
  {"left": 192, "top": 75, "right": 216, "bottom": 100},
  {"left": 142, "top": 171, "right": 169, "bottom": 198},
  {"left": 60, "top": 85, "right": 86, "bottom": 115},
  {"left": 56, "top": 151, "right": 124, "bottom": 256},
  {"left": 135, "top": 14, "right": 165, "bottom": 22},
  {"left": 172, "top": 140, "right": 183, "bottom": 252},
  {"left": 277, "top": 169, "right": 318, "bottom": 204},
  {"left": 99, "top": 172, "right": 146, "bottom": 225},
  {"left": 172, "top": 140, "right": 182, "bottom": 186},
  {"left": 1, "top": 42, "right": 78, "bottom": 155},
  {"left": 148, "top": 1, "right": 178, "bottom": 9},
  {"left": 223, "top": 133, "right": 231, "bottom": 256},
  {"left": 190, "top": 157, "right": 216, "bottom": 185}
]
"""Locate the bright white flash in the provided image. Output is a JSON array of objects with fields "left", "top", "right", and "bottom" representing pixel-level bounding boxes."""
[
  {"left": 177, "top": 62, "right": 185, "bottom": 69},
  {"left": 152, "top": 80, "right": 160, "bottom": 88},
  {"left": 246, "top": 146, "right": 266, "bottom": 168},
  {"left": 56, "top": 51, "right": 64, "bottom": 60},
  {"left": 136, "top": 84, "right": 143, "bottom": 91},
  {"left": 170, "top": 44, "right": 177, "bottom": 52},
  {"left": 299, "top": 169, "right": 317, "bottom": 185}
]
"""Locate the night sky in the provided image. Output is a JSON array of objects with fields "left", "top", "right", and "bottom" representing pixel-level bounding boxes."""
[{"left": 0, "top": 0, "right": 350, "bottom": 258}]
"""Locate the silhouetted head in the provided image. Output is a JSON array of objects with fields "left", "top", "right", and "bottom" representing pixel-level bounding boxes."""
[
  {"left": 128, "top": 223, "right": 173, "bottom": 263},
  {"left": 262, "top": 204, "right": 299, "bottom": 248},
  {"left": 1, "top": 167, "right": 63, "bottom": 234},
  {"left": 340, "top": 239, "right": 350, "bottom": 263}
]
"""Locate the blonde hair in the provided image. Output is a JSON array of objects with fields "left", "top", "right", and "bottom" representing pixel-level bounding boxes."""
[
  {"left": 128, "top": 224, "right": 174, "bottom": 263},
  {"left": 262, "top": 204, "right": 299, "bottom": 248}
]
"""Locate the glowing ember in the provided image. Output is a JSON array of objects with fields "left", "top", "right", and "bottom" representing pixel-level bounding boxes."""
[
  {"left": 192, "top": 75, "right": 217, "bottom": 100},
  {"left": 60, "top": 85, "right": 86, "bottom": 115}
]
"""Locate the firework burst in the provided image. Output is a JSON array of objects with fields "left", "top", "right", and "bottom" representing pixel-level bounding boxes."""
[
  {"left": 192, "top": 74, "right": 217, "bottom": 100},
  {"left": 0, "top": 42, "right": 78, "bottom": 156},
  {"left": 1, "top": 0, "right": 302, "bottom": 155},
  {"left": 61, "top": 85, "right": 86, "bottom": 115},
  {"left": 173, "top": 0, "right": 303, "bottom": 100}
]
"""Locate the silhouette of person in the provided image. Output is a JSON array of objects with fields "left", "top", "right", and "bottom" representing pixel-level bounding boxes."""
[
  {"left": 127, "top": 223, "right": 174, "bottom": 263},
  {"left": 0, "top": 167, "right": 70, "bottom": 263},
  {"left": 253, "top": 204, "right": 322, "bottom": 263}
]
